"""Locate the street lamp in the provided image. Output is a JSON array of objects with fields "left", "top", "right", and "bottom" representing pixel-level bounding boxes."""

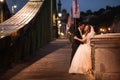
[
  {"left": 11, "top": 0, "right": 17, "bottom": 15},
  {"left": 58, "top": 12, "right": 62, "bottom": 17},
  {"left": 0, "top": 0, "right": 4, "bottom": 23},
  {"left": 12, "top": 4, "right": 17, "bottom": 15},
  {"left": 57, "top": 20, "right": 61, "bottom": 24},
  {"left": 57, "top": 12, "right": 62, "bottom": 36}
]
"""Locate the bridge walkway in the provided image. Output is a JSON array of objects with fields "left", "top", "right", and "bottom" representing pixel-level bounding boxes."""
[{"left": 0, "top": 38, "right": 89, "bottom": 80}]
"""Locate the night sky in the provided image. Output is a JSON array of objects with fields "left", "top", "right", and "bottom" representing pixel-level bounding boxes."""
[
  {"left": 6, "top": 0, "right": 28, "bottom": 13},
  {"left": 59, "top": 0, "right": 120, "bottom": 12},
  {"left": 6, "top": 0, "right": 120, "bottom": 13}
]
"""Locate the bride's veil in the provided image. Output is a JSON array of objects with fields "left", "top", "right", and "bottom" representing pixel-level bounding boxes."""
[{"left": 89, "top": 26, "right": 95, "bottom": 38}]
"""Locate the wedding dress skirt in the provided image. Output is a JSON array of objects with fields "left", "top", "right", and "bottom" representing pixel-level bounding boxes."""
[{"left": 69, "top": 43, "right": 92, "bottom": 74}]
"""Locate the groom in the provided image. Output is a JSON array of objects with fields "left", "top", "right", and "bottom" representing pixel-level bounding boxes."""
[{"left": 70, "top": 22, "right": 85, "bottom": 63}]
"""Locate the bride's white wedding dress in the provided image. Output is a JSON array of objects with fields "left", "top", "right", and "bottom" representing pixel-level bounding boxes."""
[{"left": 69, "top": 33, "right": 92, "bottom": 74}]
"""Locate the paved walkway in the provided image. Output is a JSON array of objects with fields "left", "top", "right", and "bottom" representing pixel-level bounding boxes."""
[{"left": 0, "top": 38, "right": 90, "bottom": 80}]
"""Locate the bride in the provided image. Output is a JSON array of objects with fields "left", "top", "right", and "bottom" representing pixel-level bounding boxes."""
[{"left": 69, "top": 24, "right": 95, "bottom": 77}]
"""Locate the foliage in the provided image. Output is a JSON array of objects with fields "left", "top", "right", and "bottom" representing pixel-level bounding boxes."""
[{"left": 80, "top": 5, "right": 120, "bottom": 33}]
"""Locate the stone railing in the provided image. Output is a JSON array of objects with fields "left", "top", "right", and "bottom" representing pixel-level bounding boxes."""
[{"left": 91, "top": 33, "right": 120, "bottom": 80}]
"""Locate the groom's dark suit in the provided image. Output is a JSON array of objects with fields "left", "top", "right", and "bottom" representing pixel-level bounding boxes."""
[{"left": 71, "top": 29, "right": 83, "bottom": 63}]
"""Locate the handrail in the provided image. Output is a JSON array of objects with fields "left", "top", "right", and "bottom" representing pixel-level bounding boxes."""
[
  {"left": 0, "top": 0, "right": 57, "bottom": 73},
  {"left": 0, "top": 1, "right": 43, "bottom": 39}
]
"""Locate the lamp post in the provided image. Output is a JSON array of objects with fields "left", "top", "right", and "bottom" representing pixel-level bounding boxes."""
[
  {"left": 0, "top": 0, "right": 3, "bottom": 23},
  {"left": 58, "top": 12, "right": 62, "bottom": 17},
  {"left": 12, "top": 4, "right": 17, "bottom": 15},
  {"left": 12, "top": 0, "right": 17, "bottom": 15},
  {"left": 57, "top": 0, "right": 62, "bottom": 37},
  {"left": 57, "top": 12, "right": 62, "bottom": 36}
]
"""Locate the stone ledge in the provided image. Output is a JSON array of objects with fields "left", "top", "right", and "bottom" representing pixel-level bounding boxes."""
[
  {"left": 91, "top": 33, "right": 120, "bottom": 46},
  {"left": 91, "top": 33, "right": 120, "bottom": 80}
]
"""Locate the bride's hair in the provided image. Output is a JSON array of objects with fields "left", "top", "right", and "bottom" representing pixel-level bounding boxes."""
[{"left": 85, "top": 24, "right": 91, "bottom": 36}]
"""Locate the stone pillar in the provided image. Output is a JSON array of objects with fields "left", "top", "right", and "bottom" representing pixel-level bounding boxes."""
[{"left": 91, "top": 33, "right": 120, "bottom": 80}]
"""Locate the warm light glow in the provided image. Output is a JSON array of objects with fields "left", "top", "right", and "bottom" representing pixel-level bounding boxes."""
[
  {"left": 0, "top": 35, "right": 4, "bottom": 38},
  {"left": 99, "top": 27, "right": 107, "bottom": 33},
  {"left": 100, "top": 28, "right": 103, "bottom": 32},
  {"left": 0, "top": 0, "right": 4, "bottom": 2},
  {"left": 53, "top": 14, "right": 56, "bottom": 25},
  {"left": 57, "top": 20, "right": 61, "bottom": 24},
  {"left": 108, "top": 27, "right": 111, "bottom": 31},
  {"left": 58, "top": 13, "right": 62, "bottom": 17},
  {"left": 58, "top": 23, "right": 62, "bottom": 27},
  {"left": 60, "top": 32, "right": 64, "bottom": 36},
  {"left": 102, "top": 29, "right": 105, "bottom": 32}
]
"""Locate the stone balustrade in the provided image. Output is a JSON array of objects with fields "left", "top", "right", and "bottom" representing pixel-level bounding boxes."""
[{"left": 91, "top": 33, "right": 120, "bottom": 80}]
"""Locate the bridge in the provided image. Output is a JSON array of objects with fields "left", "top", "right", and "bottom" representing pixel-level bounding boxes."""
[
  {"left": 0, "top": 0, "right": 57, "bottom": 73},
  {"left": 0, "top": 0, "right": 120, "bottom": 80}
]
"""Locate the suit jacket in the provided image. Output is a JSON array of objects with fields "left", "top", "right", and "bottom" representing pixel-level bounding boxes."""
[{"left": 72, "top": 29, "right": 83, "bottom": 47}]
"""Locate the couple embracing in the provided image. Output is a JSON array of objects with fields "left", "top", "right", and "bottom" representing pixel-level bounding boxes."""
[{"left": 69, "top": 22, "right": 95, "bottom": 79}]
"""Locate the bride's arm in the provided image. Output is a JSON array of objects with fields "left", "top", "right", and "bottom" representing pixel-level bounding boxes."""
[{"left": 74, "top": 36, "right": 87, "bottom": 43}]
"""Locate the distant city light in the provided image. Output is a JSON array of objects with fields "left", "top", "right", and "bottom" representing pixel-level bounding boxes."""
[{"left": 108, "top": 27, "right": 111, "bottom": 31}]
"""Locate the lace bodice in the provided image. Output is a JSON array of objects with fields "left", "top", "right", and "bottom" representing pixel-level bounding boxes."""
[{"left": 82, "top": 34, "right": 91, "bottom": 45}]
